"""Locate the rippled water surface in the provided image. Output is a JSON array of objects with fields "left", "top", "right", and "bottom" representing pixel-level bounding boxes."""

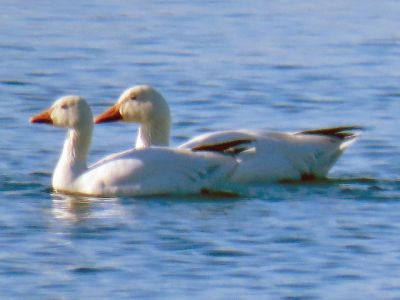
[{"left": 1, "top": 1, "right": 400, "bottom": 299}]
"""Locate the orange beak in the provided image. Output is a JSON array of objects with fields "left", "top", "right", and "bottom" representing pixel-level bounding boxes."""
[
  {"left": 30, "top": 109, "right": 53, "bottom": 124},
  {"left": 94, "top": 104, "right": 122, "bottom": 124}
]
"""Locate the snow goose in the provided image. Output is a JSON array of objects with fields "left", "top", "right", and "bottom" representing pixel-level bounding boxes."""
[
  {"left": 95, "top": 85, "right": 361, "bottom": 183},
  {"left": 30, "top": 96, "right": 238, "bottom": 196}
]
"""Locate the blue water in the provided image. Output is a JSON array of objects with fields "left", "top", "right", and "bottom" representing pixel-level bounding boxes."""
[{"left": 1, "top": 1, "right": 400, "bottom": 299}]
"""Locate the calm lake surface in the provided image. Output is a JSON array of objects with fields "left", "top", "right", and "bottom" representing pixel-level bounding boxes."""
[{"left": 1, "top": 1, "right": 400, "bottom": 299}]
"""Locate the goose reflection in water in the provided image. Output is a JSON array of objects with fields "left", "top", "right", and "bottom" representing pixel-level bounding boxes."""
[{"left": 51, "top": 193, "right": 131, "bottom": 223}]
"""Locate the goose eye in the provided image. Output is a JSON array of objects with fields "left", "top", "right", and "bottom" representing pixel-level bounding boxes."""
[
  {"left": 61, "top": 104, "right": 68, "bottom": 109},
  {"left": 130, "top": 95, "right": 137, "bottom": 101}
]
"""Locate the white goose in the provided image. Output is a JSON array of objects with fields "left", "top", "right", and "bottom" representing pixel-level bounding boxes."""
[
  {"left": 30, "top": 96, "right": 239, "bottom": 196},
  {"left": 95, "top": 85, "right": 361, "bottom": 183}
]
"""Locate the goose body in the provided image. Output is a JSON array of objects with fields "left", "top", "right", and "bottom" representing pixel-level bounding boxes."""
[
  {"left": 70, "top": 147, "right": 237, "bottom": 196},
  {"left": 95, "top": 85, "right": 361, "bottom": 183},
  {"left": 31, "top": 96, "right": 237, "bottom": 197},
  {"left": 179, "top": 129, "right": 359, "bottom": 182}
]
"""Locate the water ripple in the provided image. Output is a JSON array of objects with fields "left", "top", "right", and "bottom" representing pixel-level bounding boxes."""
[{"left": 1, "top": 0, "right": 400, "bottom": 299}]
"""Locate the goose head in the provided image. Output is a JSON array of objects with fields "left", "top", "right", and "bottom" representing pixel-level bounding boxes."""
[
  {"left": 30, "top": 96, "right": 93, "bottom": 129},
  {"left": 94, "top": 85, "right": 170, "bottom": 125}
]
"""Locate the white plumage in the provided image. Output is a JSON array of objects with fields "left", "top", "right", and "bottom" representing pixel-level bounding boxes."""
[
  {"left": 95, "top": 85, "right": 361, "bottom": 182},
  {"left": 31, "top": 96, "right": 238, "bottom": 196}
]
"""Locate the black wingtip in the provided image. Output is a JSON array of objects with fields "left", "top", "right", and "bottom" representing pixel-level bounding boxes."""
[
  {"left": 298, "top": 126, "right": 364, "bottom": 139},
  {"left": 191, "top": 139, "right": 254, "bottom": 154}
]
